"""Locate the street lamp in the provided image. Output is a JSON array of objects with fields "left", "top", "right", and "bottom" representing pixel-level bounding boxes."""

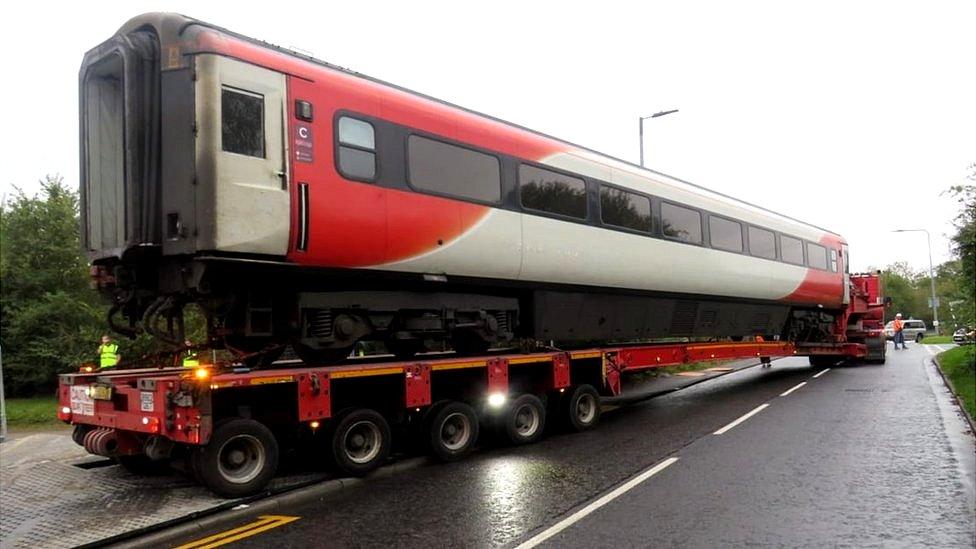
[
  {"left": 639, "top": 109, "right": 679, "bottom": 167},
  {"left": 892, "top": 228, "right": 941, "bottom": 334}
]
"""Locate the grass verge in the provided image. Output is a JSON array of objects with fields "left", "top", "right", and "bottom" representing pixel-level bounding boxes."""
[
  {"left": 925, "top": 335, "right": 954, "bottom": 344},
  {"left": 936, "top": 345, "right": 976, "bottom": 422},
  {"left": 3, "top": 396, "right": 61, "bottom": 428}
]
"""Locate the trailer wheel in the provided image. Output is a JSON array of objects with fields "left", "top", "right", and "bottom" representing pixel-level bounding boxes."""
[
  {"left": 500, "top": 394, "right": 546, "bottom": 445},
  {"left": 196, "top": 418, "right": 278, "bottom": 498},
  {"left": 427, "top": 401, "right": 479, "bottom": 461},
  {"left": 563, "top": 385, "right": 601, "bottom": 432},
  {"left": 331, "top": 409, "right": 391, "bottom": 476}
]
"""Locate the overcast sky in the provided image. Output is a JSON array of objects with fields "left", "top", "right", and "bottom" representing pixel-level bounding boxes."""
[{"left": 1, "top": 1, "right": 972, "bottom": 273}]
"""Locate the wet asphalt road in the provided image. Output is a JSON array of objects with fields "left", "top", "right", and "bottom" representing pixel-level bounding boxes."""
[{"left": 180, "top": 343, "right": 976, "bottom": 548}]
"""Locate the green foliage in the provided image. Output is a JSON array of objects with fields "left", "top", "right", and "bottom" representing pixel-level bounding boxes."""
[
  {"left": 945, "top": 166, "right": 975, "bottom": 327},
  {"left": 3, "top": 396, "right": 62, "bottom": 427},
  {"left": 2, "top": 177, "right": 112, "bottom": 395},
  {"left": 880, "top": 262, "right": 927, "bottom": 322},
  {"left": 937, "top": 345, "right": 976, "bottom": 420}
]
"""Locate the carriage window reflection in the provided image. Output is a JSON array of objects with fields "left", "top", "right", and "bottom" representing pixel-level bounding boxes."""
[
  {"left": 600, "top": 187, "right": 651, "bottom": 232},
  {"left": 661, "top": 202, "right": 702, "bottom": 244},
  {"left": 520, "top": 165, "right": 587, "bottom": 219}
]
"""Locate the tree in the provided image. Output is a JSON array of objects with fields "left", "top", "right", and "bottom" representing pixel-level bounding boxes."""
[
  {"left": 945, "top": 164, "right": 975, "bottom": 327},
  {"left": 881, "top": 263, "right": 927, "bottom": 321},
  {"left": 1, "top": 177, "right": 117, "bottom": 395}
]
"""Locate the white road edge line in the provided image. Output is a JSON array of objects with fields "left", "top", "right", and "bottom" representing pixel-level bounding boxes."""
[
  {"left": 779, "top": 381, "right": 807, "bottom": 397},
  {"left": 713, "top": 403, "right": 769, "bottom": 435},
  {"left": 812, "top": 368, "right": 831, "bottom": 378},
  {"left": 514, "top": 457, "right": 679, "bottom": 549}
]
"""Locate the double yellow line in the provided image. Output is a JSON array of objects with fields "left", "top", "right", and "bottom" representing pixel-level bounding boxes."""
[{"left": 175, "top": 515, "right": 300, "bottom": 549}]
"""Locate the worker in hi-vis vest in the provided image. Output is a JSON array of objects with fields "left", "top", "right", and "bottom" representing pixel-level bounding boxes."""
[
  {"left": 97, "top": 335, "right": 120, "bottom": 369},
  {"left": 182, "top": 340, "right": 200, "bottom": 368}
]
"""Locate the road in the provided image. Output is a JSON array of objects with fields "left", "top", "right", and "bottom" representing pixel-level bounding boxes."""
[{"left": 169, "top": 343, "right": 975, "bottom": 548}]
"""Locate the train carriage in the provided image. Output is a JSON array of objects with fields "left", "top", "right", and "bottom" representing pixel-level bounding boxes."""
[{"left": 81, "top": 13, "right": 848, "bottom": 361}]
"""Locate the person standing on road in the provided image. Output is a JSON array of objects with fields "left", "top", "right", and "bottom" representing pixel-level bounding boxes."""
[
  {"left": 97, "top": 335, "right": 121, "bottom": 369},
  {"left": 892, "top": 313, "right": 907, "bottom": 350}
]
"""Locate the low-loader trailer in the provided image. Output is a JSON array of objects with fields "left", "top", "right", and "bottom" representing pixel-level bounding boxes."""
[{"left": 58, "top": 273, "right": 886, "bottom": 497}]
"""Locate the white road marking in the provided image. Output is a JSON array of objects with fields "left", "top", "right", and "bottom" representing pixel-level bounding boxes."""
[
  {"left": 812, "top": 368, "right": 830, "bottom": 378},
  {"left": 779, "top": 382, "right": 807, "bottom": 397},
  {"left": 713, "top": 404, "right": 770, "bottom": 435},
  {"left": 514, "top": 457, "right": 679, "bottom": 549}
]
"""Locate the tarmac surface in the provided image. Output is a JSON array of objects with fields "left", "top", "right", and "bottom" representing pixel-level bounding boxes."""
[{"left": 169, "top": 342, "right": 974, "bottom": 548}]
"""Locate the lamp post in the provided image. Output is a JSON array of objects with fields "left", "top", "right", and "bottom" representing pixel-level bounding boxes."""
[
  {"left": 639, "top": 109, "right": 679, "bottom": 167},
  {"left": 892, "top": 228, "right": 941, "bottom": 334}
]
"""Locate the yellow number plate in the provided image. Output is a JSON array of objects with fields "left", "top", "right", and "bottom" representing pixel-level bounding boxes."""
[{"left": 90, "top": 385, "right": 113, "bottom": 400}]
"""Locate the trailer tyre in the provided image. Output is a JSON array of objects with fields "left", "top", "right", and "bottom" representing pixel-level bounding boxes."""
[
  {"left": 500, "top": 394, "right": 546, "bottom": 445},
  {"left": 427, "top": 401, "right": 480, "bottom": 461},
  {"left": 563, "top": 384, "right": 601, "bottom": 432},
  {"left": 196, "top": 418, "right": 279, "bottom": 498},
  {"left": 331, "top": 409, "right": 392, "bottom": 476}
]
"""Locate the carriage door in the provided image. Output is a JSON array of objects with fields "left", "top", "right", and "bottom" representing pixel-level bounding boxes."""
[{"left": 196, "top": 55, "right": 289, "bottom": 255}]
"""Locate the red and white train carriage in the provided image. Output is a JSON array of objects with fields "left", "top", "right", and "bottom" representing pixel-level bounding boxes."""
[{"left": 81, "top": 13, "right": 848, "bottom": 361}]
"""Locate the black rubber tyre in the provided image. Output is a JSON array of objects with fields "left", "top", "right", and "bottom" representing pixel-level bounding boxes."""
[
  {"left": 195, "top": 418, "right": 279, "bottom": 498},
  {"left": 330, "top": 408, "right": 392, "bottom": 476},
  {"left": 71, "top": 424, "right": 92, "bottom": 447},
  {"left": 500, "top": 394, "right": 546, "bottom": 445},
  {"left": 915, "top": 334, "right": 924, "bottom": 343},
  {"left": 562, "top": 384, "right": 601, "bottom": 432},
  {"left": 117, "top": 454, "right": 171, "bottom": 476},
  {"left": 427, "top": 401, "right": 480, "bottom": 461}
]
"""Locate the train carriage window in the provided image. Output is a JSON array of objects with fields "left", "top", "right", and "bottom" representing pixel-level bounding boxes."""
[
  {"left": 222, "top": 87, "right": 265, "bottom": 158},
  {"left": 781, "top": 235, "right": 804, "bottom": 265},
  {"left": 408, "top": 135, "right": 501, "bottom": 203},
  {"left": 830, "top": 249, "right": 838, "bottom": 272},
  {"left": 520, "top": 164, "right": 587, "bottom": 219},
  {"left": 337, "top": 116, "right": 377, "bottom": 180},
  {"left": 709, "top": 215, "right": 743, "bottom": 252},
  {"left": 807, "top": 242, "right": 828, "bottom": 270},
  {"left": 661, "top": 202, "right": 702, "bottom": 244},
  {"left": 600, "top": 186, "right": 651, "bottom": 232},
  {"left": 748, "top": 226, "right": 776, "bottom": 259}
]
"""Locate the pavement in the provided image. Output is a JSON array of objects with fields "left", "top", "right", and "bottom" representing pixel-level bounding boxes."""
[
  {"left": 0, "top": 355, "right": 760, "bottom": 548},
  {"left": 155, "top": 341, "right": 974, "bottom": 548}
]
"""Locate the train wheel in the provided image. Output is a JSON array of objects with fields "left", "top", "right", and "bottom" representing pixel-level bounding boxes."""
[
  {"left": 196, "top": 418, "right": 279, "bottom": 498},
  {"left": 500, "top": 394, "right": 546, "bottom": 445},
  {"left": 427, "top": 401, "right": 479, "bottom": 461},
  {"left": 562, "top": 384, "right": 601, "bottom": 432},
  {"left": 330, "top": 408, "right": 392, "bottom": 476}
]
